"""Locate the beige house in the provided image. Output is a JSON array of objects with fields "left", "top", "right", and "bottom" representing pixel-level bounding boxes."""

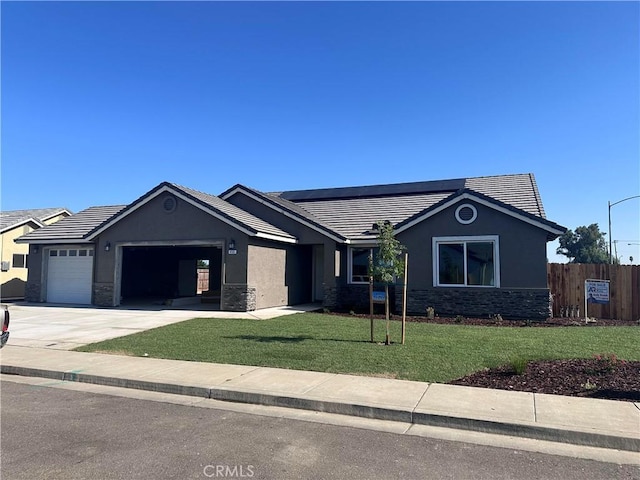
[{"left": 1, "top": 208, "right": 71, "bottom": 299}]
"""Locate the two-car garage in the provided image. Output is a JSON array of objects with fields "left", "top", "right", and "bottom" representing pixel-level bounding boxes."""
[
  {"left": 18, "top": 182, "right": 305, "bottom": 311},
  {"left": 43, "top": 244, "right": 223, "bottom": 306}
]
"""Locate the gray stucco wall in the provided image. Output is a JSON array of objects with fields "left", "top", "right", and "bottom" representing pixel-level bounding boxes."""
[
  {"left": 247, "top": 243, "right": 288, "bottom": 309},
  {"left": 246, "top": 239, "right": 315, "bottom": 309},
  {"left": 397, "top": 199, "right": 549, "bottom": 290},
  {"left": 93, "top": 193, "right": 249, "bottom": 306},
  {"left": 226, "top": 193, "right": 332, "bottom": 245},
  {"left": 228, "top": 191, "right": 339, "bottom": 305},
  {"left": 332, "top": 200, "right": 552, "bottom": 319}
]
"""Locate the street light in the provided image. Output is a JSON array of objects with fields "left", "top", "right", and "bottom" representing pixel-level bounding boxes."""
[{"left": 608, "top": 195, "right": 640, "bottom": 264}]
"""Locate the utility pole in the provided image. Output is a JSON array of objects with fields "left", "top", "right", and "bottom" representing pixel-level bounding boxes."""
[{"left": 608, "top": 195, "right": 640, "bottom": 264}]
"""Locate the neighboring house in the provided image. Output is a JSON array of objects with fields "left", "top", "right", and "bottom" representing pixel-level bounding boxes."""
[
  {"left": 16, "top": 174, "right": 566, "bottom": 319},
  {"left": 1, "top": 208, "right": 71, "bottom": 299}
]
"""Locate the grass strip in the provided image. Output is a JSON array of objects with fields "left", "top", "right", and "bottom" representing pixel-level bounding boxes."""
[{"left": 76, "top": 313, "right": 640, "bottom": 383}]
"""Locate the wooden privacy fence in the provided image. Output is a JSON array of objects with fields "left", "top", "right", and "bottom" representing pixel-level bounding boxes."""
[
  {"left": 197, "top": 268, "right": 209, "bottom": 294},
  {"left": 547, "top": 263, "right": 640, "bottom": 321}
]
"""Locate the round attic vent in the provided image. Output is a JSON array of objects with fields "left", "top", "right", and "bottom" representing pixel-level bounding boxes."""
[
  {"left": 455, "top": 204, "right": 477, "bottom": 225},
  {"left": 162, "top": 195, "right": 177, "bottom": 213}
]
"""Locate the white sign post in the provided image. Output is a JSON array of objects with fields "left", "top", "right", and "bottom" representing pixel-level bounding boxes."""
[{"left": 584, "top": 279, "right": 610, "bottom": 322}]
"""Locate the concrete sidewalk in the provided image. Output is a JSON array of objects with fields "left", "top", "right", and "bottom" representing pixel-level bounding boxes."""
[{"left": 1, "top": 345, "right": 638, "bottom": 453}]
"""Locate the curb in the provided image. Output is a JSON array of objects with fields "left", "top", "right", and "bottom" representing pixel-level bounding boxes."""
[{"left": 2, "top": 365, "right": 638, "bottom": 453}]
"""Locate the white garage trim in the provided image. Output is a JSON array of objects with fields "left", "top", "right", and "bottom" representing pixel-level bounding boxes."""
[{"left": 46, "top": 247, "right": 94, "bottom": 304}]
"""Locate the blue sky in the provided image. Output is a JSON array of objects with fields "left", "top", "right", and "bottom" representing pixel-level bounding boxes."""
[{"left": 2, "top": 1, "right": 638, "bottom": 263}]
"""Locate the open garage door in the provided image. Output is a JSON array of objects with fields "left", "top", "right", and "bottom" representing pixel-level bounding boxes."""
[
  {"left": 119, "top": 244, "right": 222, "bottom": 305},
  {"left": 46, "top": 248, "right": 94, "bottom": 304}
]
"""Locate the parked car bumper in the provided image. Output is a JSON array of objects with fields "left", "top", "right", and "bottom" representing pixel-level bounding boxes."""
[{"left": 1, "top": 304, "right": 9, "bottom": 348}]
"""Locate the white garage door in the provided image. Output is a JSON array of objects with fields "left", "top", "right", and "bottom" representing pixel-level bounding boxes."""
[{"left": 47, "top": 248, "right": 94, "bottom": 304}]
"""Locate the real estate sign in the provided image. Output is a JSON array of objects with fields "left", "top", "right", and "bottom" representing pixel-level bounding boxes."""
[
  {"left": 372, "top": 291, "right": 386, "bottom": 303},
  {"left": 585, "top": 279, "right": 610, "bottom": 304}
]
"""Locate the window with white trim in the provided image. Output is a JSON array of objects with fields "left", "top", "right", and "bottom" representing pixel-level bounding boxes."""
[
  {"left": 12, "top": 254, "right": 26, "bottom": 268},
  {"left": 348, "top": 246, "right": 378, "bottom": 284},
  {"left": 433, "top": 236, "right": 499, "bottom": 287}
]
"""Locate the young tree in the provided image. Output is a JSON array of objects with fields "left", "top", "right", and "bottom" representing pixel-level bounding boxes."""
[
  {"left": 370, "top": 220, "right": 406, "bottom": 345},
  {"left": 556, "top": 223, "right": 613, "bottom": 264}
]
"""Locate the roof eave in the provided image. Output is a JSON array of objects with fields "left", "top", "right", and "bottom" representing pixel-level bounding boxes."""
[
  {"left": 1, "top": 218, "right": 46, "bottom": 235},
  {"left": 395, "top": 190, "right": 566, "bottom": 238},
  {"left": 14, "top": 237, "right": 92, "bottom": 245},
  {"left": 39, "top": 208, "right": 73, "bottom": 222},
  {"left": 85, "top": 183, "right": 291, "bottom": 242},
  {"left": 221, "top": 185, "right": 347, "bottom": 243}
]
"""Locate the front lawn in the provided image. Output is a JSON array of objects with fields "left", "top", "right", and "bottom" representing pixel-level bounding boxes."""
[{"left": 75, "top": 313, "right": 640, "bottom": 383}]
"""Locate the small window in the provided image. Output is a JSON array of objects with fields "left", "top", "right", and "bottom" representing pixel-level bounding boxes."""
[
  {"left": 79, "top": 250, "right": 87, "bottom": 257},
  {"left": 12, "top": 254, "right": 26, "bottom": 268},
  {"left": 50, "top": 250, "right": 58, "bottom": 257},
  {"left": 69, "top": 250, "right": 78, "bottom": 257},
  {"left": 348, "top": 247, "right": 380, "bottom": 284},
  {"left": 59, "top": 250, "right": 68, "bottom": 257},
  {"left": 88, "top": 249, "right": 94, "bottom": 257},
  {"left": 433, "top": 236, "right": 500, "bottom": 288}
]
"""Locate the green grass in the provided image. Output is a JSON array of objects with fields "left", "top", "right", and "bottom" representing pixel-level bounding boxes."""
[{"left": 75, "top": 313, "right": 640, "bottom": 383}]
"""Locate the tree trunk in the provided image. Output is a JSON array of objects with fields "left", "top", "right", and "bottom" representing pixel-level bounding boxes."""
[{"left": 369, "top": 274, "right": 374, "bottom": 343}]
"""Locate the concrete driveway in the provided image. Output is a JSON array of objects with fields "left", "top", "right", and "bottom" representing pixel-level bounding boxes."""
[{"left": 3, "top": 302, "right": 320, "bottom": 350}]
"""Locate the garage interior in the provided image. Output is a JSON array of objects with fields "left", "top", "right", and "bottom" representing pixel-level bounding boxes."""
[{"left": 120, "top": 245, "right": 222, "bottom": 306}]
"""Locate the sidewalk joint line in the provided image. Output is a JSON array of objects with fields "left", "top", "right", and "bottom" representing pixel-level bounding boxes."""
[{"left": 300, "top": 372, "right": 337, "bottom": 395}]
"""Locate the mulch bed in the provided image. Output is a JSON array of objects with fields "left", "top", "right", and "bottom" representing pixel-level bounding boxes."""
[
  {"left": 451, "top": 358, "right": 640, "bottom": 402},
  {"left": 325, "top": 311, "right": 640, "bottom": 401},
  {"left": 328, "top": 310, "right": 638, "bottom": 327}
]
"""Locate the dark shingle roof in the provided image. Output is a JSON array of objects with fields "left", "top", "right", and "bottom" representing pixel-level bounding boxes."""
[
  {"left": 220, "top": 184, "right": 348, "bottom": 241},
  {"left": 394, "top": 188, "right": 565, "bottom": 240},
  {"left": 15, "top": 174, "right": 559, "bottom": 244},
  {"left": 464, "top": 173, "right": 545, "bottom": 218},
  {"left": 291, "top": 192, "right": 452, "bottom": 238},
  {"left": 16, "top": 183, "right": 295, "bottom": 244},
  {"left": 15, "top": 206, "right": 126, "bottom": 243},
  {"left": 169, "top": 183, "right": 295, "bottom": 240},
  {"left": 273, "top": 173, "right": 554, "bottom": 240},
  {"left": 0, "top": 208, "right": 70, "bottom": 233}
]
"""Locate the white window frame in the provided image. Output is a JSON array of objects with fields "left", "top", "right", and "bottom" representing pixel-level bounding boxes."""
[
  {"left": 432, "top": 235, "right": 500, "bottom": 288},
  {"left": 348, "top": 246, "right": 376, "bottom": 284},
  {"left": 12, "top": 253, "right": 27, "bottom": 268}
]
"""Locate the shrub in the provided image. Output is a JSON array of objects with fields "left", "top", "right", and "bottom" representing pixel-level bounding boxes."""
[
  {"left": 510, "top": 357, "right": 528, "bottom": 375},
  {"left": 592, "top": 353, "right": 624, "bottom": 372}
]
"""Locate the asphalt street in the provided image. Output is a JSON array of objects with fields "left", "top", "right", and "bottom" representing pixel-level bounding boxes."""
[{"left": 2, "top": 379, "right": 638, "bottom": 480}]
